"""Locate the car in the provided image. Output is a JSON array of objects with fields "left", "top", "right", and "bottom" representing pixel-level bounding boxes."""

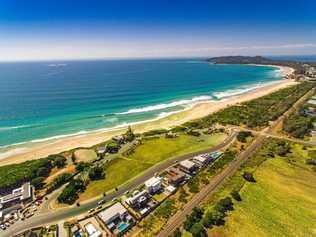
[
  {"left": 88, "top": 208, "right": 95, "bottom": 213},
  {"left": 4, "top": 222, "right": 10, "bottom": 227},
  {"left": 97, "top": 199, "right": 105, "bottom": 205},
  {"left": 111, "top": 198, "right": 117, "bottom": 202},
  {"left": 0, "top": 224, "right": 6, "bottom": 230},
  {"left": 124, "top": 190, "right": 129, "bottom": 195},
  {"left": 173, "top": 160, "right": 179, "bottom": 163}
]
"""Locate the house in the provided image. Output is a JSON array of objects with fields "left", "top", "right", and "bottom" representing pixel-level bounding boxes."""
[
  {"left": 167, "top": 168, "right": 186, "bottom": 186},
  {"left": 307, "top": 99, "right": 316, "bottom": 106},
  {"left": 98, "top": 202, "right": 133, "bottom": 235},
  {"left": 0, "top": 182, "right": 32, "bottom": 221},
  {"left": 96, "top": 147, "right": 106, "bottom": 156},
  {"left": 179, "top": 160, "right": 198, "bottom": 174},
  {"left": 192, "top": 154, "right": 212, "bottom": 166},
  {"left": 125, "top": 190, "right": 150, "bottom": 209},
  {"left": 112, "top": 135, "right": 125, "bottom": 144},
  {"left": 145, "top": 176, "right": 162, "bottom": 194},
  {"left": 84, "top": 222, "right": 102, "bottom": 237}
]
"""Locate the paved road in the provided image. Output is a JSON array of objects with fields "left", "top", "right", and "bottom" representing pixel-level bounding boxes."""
[
  {"left": 157, "top": 135, "right": 265, "bottom": 237},
  {"left": 1, "top": 130, "right": 237, "bottom": 237},
  {"left": 157, "top": 86, "right": 316, "bottom": 237}
]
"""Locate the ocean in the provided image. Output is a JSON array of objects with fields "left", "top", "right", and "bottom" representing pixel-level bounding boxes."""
[{"left": 0, "top": 59, "right": 282, "bottom": 149}]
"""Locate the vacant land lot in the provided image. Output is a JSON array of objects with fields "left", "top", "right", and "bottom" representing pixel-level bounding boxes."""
[
  {"left": 210, "top": 144, "right": 316, "bottom": 237},
  {"left": 79, "top": 133, "right": 227, "bottom": 201},
  {"left": 73, "top": 149, "right": 97, "bottom": 162}
]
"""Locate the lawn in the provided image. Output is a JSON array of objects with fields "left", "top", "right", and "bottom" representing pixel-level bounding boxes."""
[
  {"left": 127, "top": 133, "right": 227, "bottom": 164},
  {"left": 210, "top": 144, "right": 316, "bottom": 237},
  {"left": 79, "top": 133, "right": 227, "bottom": 201}
]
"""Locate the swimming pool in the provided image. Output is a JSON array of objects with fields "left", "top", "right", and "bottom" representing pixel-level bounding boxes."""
[{"left": 117, "top": 222, "right": 129, "bottom": 232}]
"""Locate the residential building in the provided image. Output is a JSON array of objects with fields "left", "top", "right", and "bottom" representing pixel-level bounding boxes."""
[
  {"left": 179, "top": 160, "right": 198, "bottom": 174},
  {"left": 144, "top": 176, "right": 162, "bottom": 194},
  {"left": 0, "top": 182, "right": 32, "bottom": 221},
  {"left": 125, "top": 190, "right": 150, "bottom": 209},
  {"left": 84, "top": 222, "right": 102, "bottom": 237},
  {"left": 167, "top": 168, "right": 186, "bottom": 186},
  {"left": 98, "top": 202, "right": 133, "bottom": 235}
]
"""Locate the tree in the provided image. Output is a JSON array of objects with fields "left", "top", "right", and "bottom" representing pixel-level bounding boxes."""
[
  {"left": 124, "top": 126, "right": 135, "bottom": 142},
  {"left": 190, "top": 223, "right": 207, "bottom": 237},
  {"left": 88, "top": 166, "right": 105, "bottom": 180},
  {"left": 242, "top": 172, "right": 256, "bottom": 182},
  {"left": 202, "top": 210, "right": 225, "bottom": 228},
  {"left": 183, "top": 207, "right": 204, "bottom": 231},
  {"left": 215, "top": 197, "right": 234, "bottom": 213},
  {"left": 31, "top": 177, "right": 45, "bottom": 190},
  {"left": 237, "top": 131, "right": 253, "bottom": 143},
  {"left": 37, "top": 166, "right": 50, "bottom": 177},
  {"left": 75, "top": 162, "right": 90, "bottom": 172},
  {"left": 51, "top": 155, "right": 66, "bottom": 168},
  {"left": 231, "top": 190, "right": 242, "bottom": 201},
  {"left": 106, "top": 141, "right": 120, "bottom": 153}
]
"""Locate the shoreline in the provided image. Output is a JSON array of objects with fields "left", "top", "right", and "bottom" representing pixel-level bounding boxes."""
[{"left": 0, "top": 65, "right": 296, "bottom": 166}]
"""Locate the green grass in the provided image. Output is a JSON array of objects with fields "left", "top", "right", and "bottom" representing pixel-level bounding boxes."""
[
  {"left": 126, "top": 133, "right": 227, "bottom": 164},
  {"left": 79, "top": 133, "right": 227, "bottom": 201},
  {"left": 210, "top": 144, "right": 316, "bottom": 237}
]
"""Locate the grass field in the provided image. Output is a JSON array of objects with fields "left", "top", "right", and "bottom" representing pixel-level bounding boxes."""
[
  {"left": 73, "top": 149, "right": 97, "bottom": 162},
  {"left": 209, "top": 143, "right": 316, "bottom": 237},
  {"left": 79, "top": 133, "right": 227, "bottom": 201}
]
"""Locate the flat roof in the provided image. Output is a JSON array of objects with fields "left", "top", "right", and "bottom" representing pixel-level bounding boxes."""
[
  {"left": 307, "top": 99, "right": 316, "bottom": 105},
  {"left": 98, "top": 202, "right": 127, "bottom": 223},
  {"left": 0, "top": 182, "right": 31, "bottom": 205},
  {"left": 180, "top": 160, "right": 196, "bottom": 169},
  {"left": 145, "top": 176, "right": 162, "bottom": 187}
]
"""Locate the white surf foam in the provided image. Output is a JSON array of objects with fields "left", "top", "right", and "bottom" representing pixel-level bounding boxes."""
[
  {"left": 0, "top": 125, "right": 32, "bottom": 132},
  {"left": 116, "top": 95, "right": 213, "bottom": 115}
]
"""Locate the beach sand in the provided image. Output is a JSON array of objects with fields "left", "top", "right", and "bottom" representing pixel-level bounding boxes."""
[{"left": 0, "top": 66, "right": 297, "bottom": 166}]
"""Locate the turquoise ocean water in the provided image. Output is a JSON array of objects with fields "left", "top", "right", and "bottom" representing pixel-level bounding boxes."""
[{"left": 0, "top": 59, "right": 282, "bottom": 151}]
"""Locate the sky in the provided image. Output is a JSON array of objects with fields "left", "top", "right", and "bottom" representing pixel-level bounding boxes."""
[{"left": 0, "top": 0, "right": 316, "bottom": 61}]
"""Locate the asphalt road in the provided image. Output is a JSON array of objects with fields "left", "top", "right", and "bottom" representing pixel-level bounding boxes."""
[
  {"left": 157, "top": 135, "right": 266, "bottom": 237},
  {"left": 1, "top": 130, "right": 237, "bottom": 237},
  {"left": 157, "top": 86, "right": 316, "bottom": 237}
]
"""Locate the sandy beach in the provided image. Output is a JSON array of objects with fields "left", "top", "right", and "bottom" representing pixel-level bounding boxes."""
[{"left": 0, "top": 65, "right": 297, "bottom": 166}]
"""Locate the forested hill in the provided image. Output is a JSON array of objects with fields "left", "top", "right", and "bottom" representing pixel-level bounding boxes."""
[{"left": 207, "top": 56, "right": 307, "bottom": 73}]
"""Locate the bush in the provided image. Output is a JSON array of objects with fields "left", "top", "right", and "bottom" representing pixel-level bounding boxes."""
[
  {"left": 75, "top": 162, "right": 91, "bottom": 172},
  {"left": 57, "top": 179, "right": 86, "bottom": 204},
  {"left": 242, "top": 172, "right": 256, "bottom": 182},
  {"left": 88, "top": 166, "right": 105, "bottom": 180},
  {"left": 202, "top": 210, "right": 225, "bottom": 228},
  {"left": 231, "top": 190, "right": 242, "bottom": 201},
  {"left": 124, "top": 126, "right": 135, "bottom": 142},
  {"left": 187, "top": 130, "right": 201, "bottom": 137},
  {"left": 184, "top": 207, "right": 204, "bottom": 231},
  {"left": 283, "top": 113, "right": 314, "bottom": 138},
  {"left": 31, "top": 177, "right": 45, "bottom": 190},
  {"left": 306, "top": 158, "right": 316, "bottom": 166},
  {"left": 49, "top": 155, "right": 67, "bottom": 168},
  {"left": 237, "top": 131, "right": 253, "bottom": 143},
  {"left": 0, "top": 158, "right": 53, "bottom": 193},
  {"left": 47, "top": 172, "right": 73, "bottom": 193},
  {"left": 215, "top": 197, "right": 234, "bottom": 213},
  {"left": 143, "top": 129, "right": 168, "bottom": 137},
  {"left": 155, "top": 199, "right": 175, "bottom": 218},
  {"left": 190, "top": 223, "right": 207, "bottom": 237},
  {"left": 188, "top": 177, "right": 200, "bottom": 193},
  {"left": 106, "top": 141, "right": 120, "bottom": 153}
]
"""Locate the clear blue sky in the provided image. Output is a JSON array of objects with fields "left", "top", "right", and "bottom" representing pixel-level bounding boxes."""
[{"left": 0, "top": 0, "right": 315, "bottom": 61}]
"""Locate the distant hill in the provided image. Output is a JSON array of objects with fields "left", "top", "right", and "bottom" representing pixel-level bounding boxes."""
[
  {"left": 207, "top": 56, "right": 307, "bottom": 73},
  {"left": 208, "top": 56, "right": 273, "bottom": 64}
]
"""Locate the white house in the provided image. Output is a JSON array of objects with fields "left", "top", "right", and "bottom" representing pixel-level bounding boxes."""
[{"left": 144, "top": 176, "right": 162, "bottom": 194}]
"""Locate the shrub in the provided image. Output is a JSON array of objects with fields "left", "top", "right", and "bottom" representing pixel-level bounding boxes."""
[
  {"left": 237, "top": 131, "right": 253, "bottom": 143},
  {"left": 202, "top": 210, "right": 225, "bottom": 228},
  {"left": 47, "top": 172, "right": 73, "bottom": 193},
  {"left": 57, "top": 179, "right": 86, "bottom": 204},
  {"left": 75, "top": 162, "right": 91, "bottom": 172},
  {"left": 88, "top": 166, "right": 105, "bottom": 180},
  {"left": 242, "top": 172, "right": 256, "bottom": 182},
  {"left": 231, "top": 190, "right": 242, "bottom": 201},
  {"left": 143, "top": 129, "right": 168, "bottom": 137},
  {"left": 187, "top": 130, "right": 201, "bottom": 137},
  {"left": 190, "top": 223, "right": 207, "bottom": 237},
  {"left": 31, "top": 177, "right": 45, "bottom": 190}
]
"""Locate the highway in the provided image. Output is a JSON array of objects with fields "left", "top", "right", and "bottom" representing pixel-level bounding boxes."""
[{"left": 1, "top": 130, "right": 237, "bottom": 237}]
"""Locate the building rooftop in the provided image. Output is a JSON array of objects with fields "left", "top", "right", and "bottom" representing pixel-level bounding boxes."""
[
  {"left": 0, "top": 182, "right": 31, "bottom": 206},
  {"left": 145, "top": 176, "right": 162, "bottom": 188},
  {"left": 307, "top": 99, "right": 316, "bottom": 105},
  {"left": 98, "top": 202, "right": 127, "bottom": 223},
  {"left": 179, "top": 160, "right": 197, "bottom": 170}
]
